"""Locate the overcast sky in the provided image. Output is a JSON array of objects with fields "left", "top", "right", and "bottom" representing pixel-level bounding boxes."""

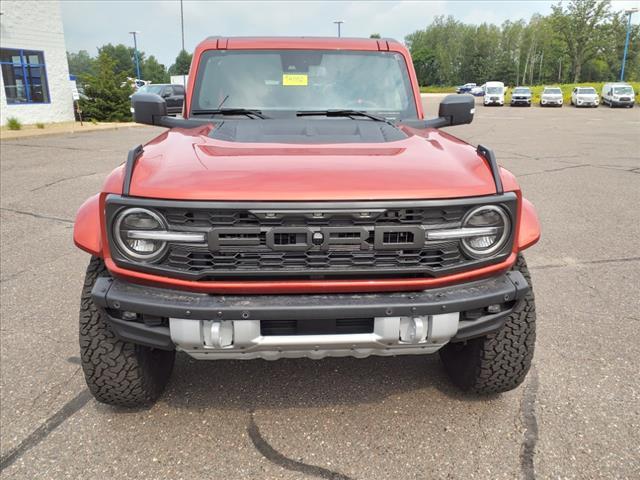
[{"left": 61, "top": 0, "right": 640, "bottom": 68}]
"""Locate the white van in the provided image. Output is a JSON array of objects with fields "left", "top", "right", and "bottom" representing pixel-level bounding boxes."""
[
  {"left": 484, "top": 81, "right": 505, "bottom": 106},
  {"left": 601, "top": 83, "right": 635, "bottom": 108}
]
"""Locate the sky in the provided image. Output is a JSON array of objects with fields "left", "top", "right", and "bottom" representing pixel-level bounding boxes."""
[{"left": 60, "top": 0, "right": 640, "bottom": 68}]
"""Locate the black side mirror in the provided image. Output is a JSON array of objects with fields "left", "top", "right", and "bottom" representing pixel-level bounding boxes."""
[
  {"left": 399, "top": 94, "right": 475, "bottom": 129},
  {"left": 438, "top": 94, "right": 475, "bottom": 126},
  {"left": 132, "top": 93, "right": 168, "bottom": 125}
]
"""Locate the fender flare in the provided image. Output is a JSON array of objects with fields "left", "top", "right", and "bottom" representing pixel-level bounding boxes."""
[
  {"left": 518, "top": 198, "right": 540, "bottom": 251},
  {"left": 74, "top": 194, "right": 102, "bottom": 256}
]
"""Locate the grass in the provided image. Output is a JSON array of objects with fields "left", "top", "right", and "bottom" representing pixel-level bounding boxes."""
[
  {"left": 421, "top": 82, "right": 640, "bottom": 103},
  {"left": 6, "top": 117, "right": 22, "bottom": 130}
]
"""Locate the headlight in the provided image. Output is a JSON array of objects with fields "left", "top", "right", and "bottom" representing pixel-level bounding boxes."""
[
  {"left": 113, "top": 208, "right": 168, "bottom": 262},
  {"left": 460, "top": 205, "right": 511, "bottom": 258}
]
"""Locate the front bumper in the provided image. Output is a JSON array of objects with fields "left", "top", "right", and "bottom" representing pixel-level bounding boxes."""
[
  {"left": 610, "top": 99, "right": 634, "bottom": 107},
  {"left": 92, "top": 271, "right": 529, "bottom": 360}
]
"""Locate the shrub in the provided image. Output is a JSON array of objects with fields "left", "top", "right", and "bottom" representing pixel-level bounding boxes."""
[
  {"left": 6, "top": 117, "right": 21, "bottom": 130},
  {"left": 36, "top": 122, "right": 45, "bottom": 129}
]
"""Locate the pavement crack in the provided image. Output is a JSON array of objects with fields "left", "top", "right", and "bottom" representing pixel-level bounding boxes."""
[
  {"left": 30, "top": 171, "right": 97, "bottom": 192},
  {"left": 520, "top": 366, "right": 539, "bottom": 480},
  {"left": 519, "top": 164, "right": 586, "bottom": 177},
  {"left": 531, "top": 256, "right": 640, "bottom": 270},
  {"left": 247, "top": 412, "right": 353, "bottom": 480},
  {"left": 0, "top": 389, "right": 92, "bottom": 472},
  {"left": 0, "top": 207, "right": 73, "bottom": 224}
]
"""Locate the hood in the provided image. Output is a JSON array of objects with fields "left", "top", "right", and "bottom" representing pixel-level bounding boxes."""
[
  {"left": 576, "top": 93, "right": 598, "bottom": 98},
  {"left": 127, "top": 122, "right": 500, "bottom": 201}
]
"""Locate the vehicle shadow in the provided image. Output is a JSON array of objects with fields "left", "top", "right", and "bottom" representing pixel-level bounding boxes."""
[{"left": 161, "top": 351, "right": 496, "bottom": 411}]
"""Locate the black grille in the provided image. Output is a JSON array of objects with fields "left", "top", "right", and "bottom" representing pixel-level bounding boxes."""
[
  {"left": 161, "top": 206, "right": 465, "bottom": 228},
  {"left": 165, "top": 242, "right": 461, "bottom": 274},
  {"left": 107, "top": 195, "right": 517, "bottom": 280}
]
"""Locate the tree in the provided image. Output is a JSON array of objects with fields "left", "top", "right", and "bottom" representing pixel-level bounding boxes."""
[
  {"left": 97, "top": 43, "right": 139, "bottom": 78},
  {"left": 168, "top": 50, "right": 192, "bottom": 76},
  {"left": 79, "top": 51, "right": 133, "bottom": 122},
  {"left": 551, "top": 0, "right": 612, "bottom": 82},
  {"left": 67, "top": 50, "right": 95, "bottom": 77},
  {"left": 370, "top": 33, "right": 381, "bottom": 39},
  {"left": 142, "top": 55, "right": 169, "bottom": 83}
]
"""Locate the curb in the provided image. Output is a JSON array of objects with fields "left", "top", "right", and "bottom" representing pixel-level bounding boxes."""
[{"left": 0, "top": 123, "right": 147, "bottom": 141}]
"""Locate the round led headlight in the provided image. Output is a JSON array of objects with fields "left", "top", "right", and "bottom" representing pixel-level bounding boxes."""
[
  {"left": 461, "top": 205, "right": 511, "bottom": 259},
  {"left": 113, "top": 208, "right": 168, "bottom": 262}
]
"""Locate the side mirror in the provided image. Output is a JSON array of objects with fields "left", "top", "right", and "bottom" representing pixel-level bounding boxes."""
[
  {"left": 161, "top": 91, "right": 171, "bottom": 98},
  {"left": 131, "top": 93, "right": 168, "bottom": 125},
  {"left": 399, "top": 94, "right": 475, "bottom": 130},
  {"left": 438, "top": 94, "right": 475, "bottom": 126}
]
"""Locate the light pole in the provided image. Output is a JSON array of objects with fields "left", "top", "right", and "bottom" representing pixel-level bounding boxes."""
[
  {"left": 180, "top": 0, "right": 186, "bottom": 86},
  {"left": 620, "top": 8, "right": 638, "bottom": 81},
  {"left": 129, "top": 31, "right": 141, "bottom": 80},
  {"left": 333, "top": 20, "right": 344, "bottom": 38}
]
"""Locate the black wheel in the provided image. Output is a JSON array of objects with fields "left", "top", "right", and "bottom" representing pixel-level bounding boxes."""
[
  {"left": 439, "top": 255, "right": 536, "bottom": 394},
  {"left": 79, "top": 257, "right": 175, "bottom": 407}
]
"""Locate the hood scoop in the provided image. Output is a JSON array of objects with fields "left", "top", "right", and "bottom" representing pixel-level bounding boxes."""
[{"left": 210, "top": 118, "right": 407, "bottom": 144}]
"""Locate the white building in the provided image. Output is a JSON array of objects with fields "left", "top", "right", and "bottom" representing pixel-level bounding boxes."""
[{"left": 0, "top": 0, "right": 74, "bottom": 126}]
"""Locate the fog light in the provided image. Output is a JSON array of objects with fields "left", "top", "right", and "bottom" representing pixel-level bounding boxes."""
[
  {"left": 121, "top": 311, "right": 138, "bottom": 320},
  {"left": 486, "top": 304, "right": 501, "bottom": 314}
]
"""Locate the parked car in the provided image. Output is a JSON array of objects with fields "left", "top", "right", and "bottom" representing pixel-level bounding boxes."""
[
  {"left": 540, "top": 87, "right": 563, "bottom": 107},
  {"left": 484, "top": 81, "right": 505, "bottom": 106},
  {"left": 470, "top": 84, "right": 485, "bottom": 96},
  {"left": 131, "top": 84, "right": 185, "bottom": 115},
  {"left": 74, "top": 36, "right": 540, "bottom": 407},
  {"left": 456, "top": 82, "right": 476, "bottom": 94},
  {"left": 601, "top": 83, "right": 635, "bottom": 108},
  {"left": 570, "top": 87, "right": 599, "bottom": 107},
  {"left": 510, "top": 86, "right": 532, "bottom": 107}
]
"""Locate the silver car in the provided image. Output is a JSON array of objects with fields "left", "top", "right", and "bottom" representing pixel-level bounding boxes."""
[
  {"left": 510, "top": 87, "right": 532, "bottom": 107},
  {"left": 540, "top": 87, "right": 563, "bottom": 107}
]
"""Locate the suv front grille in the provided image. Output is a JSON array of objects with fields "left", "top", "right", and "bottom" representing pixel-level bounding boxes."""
[{"left": 107, "top": 195, "right": 517, "bottom": 280}]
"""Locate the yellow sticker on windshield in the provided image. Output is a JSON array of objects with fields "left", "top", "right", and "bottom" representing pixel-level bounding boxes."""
[{"left": 282, "top": 74, "right": 308, "bottom": 86}]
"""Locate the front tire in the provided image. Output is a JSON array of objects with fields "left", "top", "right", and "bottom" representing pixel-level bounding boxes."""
[
  {"left": 439, "top": 255, "right": 536, "bottom": 394},
  {"left": 79, "top": 257, "right": 175, "bottom": 407}
]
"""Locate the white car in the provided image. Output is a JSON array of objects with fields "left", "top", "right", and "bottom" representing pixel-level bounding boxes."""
[
  {"left": 484, "top": 81, "right": 505, "bottom": 106},
  {"left": 571, "top": 87, "right": 599, "bottom": 108},
  {"left": 510, "top": 87, "right": 532, "bottom": 107},
  {"left": 540, "top": 87, "right": 563, "bottom": 107}
]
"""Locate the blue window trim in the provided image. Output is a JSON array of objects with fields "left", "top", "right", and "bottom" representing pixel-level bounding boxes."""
[{"left": 0, "top": 48, "right": 51, "bottom": 105}]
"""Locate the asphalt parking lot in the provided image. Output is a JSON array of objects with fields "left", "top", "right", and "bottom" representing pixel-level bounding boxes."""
[{"left": 1, "top": 99, "right": 639, "bottom": 480}]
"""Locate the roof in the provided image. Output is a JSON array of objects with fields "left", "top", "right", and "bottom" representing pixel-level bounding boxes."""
[{"left": 196, "top": 36, "right": 404, "bottom": 52}]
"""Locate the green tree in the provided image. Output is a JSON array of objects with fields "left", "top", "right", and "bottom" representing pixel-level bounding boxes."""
[
  {"left": 551, "top": 0, "right": 612, "bottom": 82},
  {"left": 168, "top": 50, "right": 192, "bottom": 75},
  {"left": 97, "top": 43, "right": 139, "bottom": 77},
  {"left": 370, "top": 33, "right": 381, "bottom": 39},
  {"left": 67, "top": 50, "right": 95, "bottom": 77},
  {"left": 142, "top": 55, "right": 169, "bottom": 83},
  {"left": 79, "top": 51, "right": 133, "bottom": 122}
]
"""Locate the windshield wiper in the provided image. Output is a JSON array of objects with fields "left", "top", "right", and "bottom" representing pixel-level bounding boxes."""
[
  {"left": 296, "top": 109, "right": 393, "bottom": 124},
  {"left": 191, "top": 108, "right": 268, "bottom": 119}
]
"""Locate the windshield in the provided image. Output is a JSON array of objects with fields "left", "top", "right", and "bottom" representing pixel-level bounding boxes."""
[
  {"left": 613, "top": 86, "right": 634, "bottom": 95},
  {"left": 191, "top": 50, "right": 418, "bottom": 119},
  {"left": 138, "top": 85, "right": 165, "bottom": 95},
  {"left": 577, "top": 88, "right": 596, "bottom": 94},
  {"left": 514, "top": 88, "right": 530, "bottom": 94},
  {"left": 544, "top": 88, "right": 562, "bottom": 95},
  {"left": 486, "top": 86, "right": 503, "bottom": 94}
]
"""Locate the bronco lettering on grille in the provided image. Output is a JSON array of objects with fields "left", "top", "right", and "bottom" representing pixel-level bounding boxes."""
[{"left": 207, "top": 226, "right": 425, "bottom": 252}]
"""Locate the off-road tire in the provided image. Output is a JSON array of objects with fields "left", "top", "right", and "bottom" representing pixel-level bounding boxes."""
[
  {"left": 79, "top": 257, "right": 175, "bottom": 407},
  {"left": 439, "top": 255, "right": 536, "bottom": 394}
]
